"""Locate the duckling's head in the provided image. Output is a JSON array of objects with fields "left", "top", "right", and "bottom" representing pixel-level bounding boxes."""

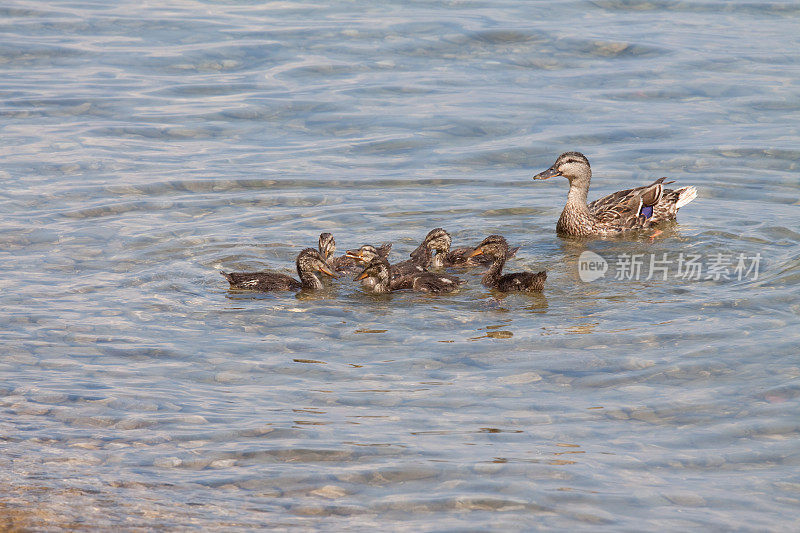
[
  {"left": 354, "top": 257, "right": 391, "bottom": 292},
  {"left": 345, "top": 244, "right": 382, "bottom": 264},
  {"left": 422, "top": 228, "right": 452, "bottom": 254},
  {"left": 467, "top": 234, "right": 509, "bottom": 260},
  {"left": 297, "top": 248, "right": 338, "bottom": 279},
  {"left": 416, "top": 228, "right": 451, "bottom": 268},
  {"left": 318, "top": 233, "right": 335, "bottom": 261},
  {"left": 533, "top": 152, "right": 591, "bottom": 186}
]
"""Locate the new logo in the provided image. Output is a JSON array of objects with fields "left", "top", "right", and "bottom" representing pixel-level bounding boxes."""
[{"left": 578, "top": 251, "right": 608, "bottom": 282}]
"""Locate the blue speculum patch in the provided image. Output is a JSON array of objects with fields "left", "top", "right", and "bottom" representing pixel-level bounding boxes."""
[{"left": 640, "top": 205, "right": 654, "bottom": 218}]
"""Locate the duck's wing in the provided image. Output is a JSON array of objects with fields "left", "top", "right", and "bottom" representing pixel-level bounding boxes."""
[
  {"left": 390, "top": 259, "right": 426, "bottom": 279},
  {"left": 221, "top": 271, "right": 301, "bottom": 291},
  {"left": 588, "top": 177, "right": 673, "bottom": 227},
  {"left": 389, "top": 274, "right": 414, "bottom": 291},
  {"left": 410, "top": 272, "right": 464, "bottom": 293},
  {"left": 497, "top": 271, "right": 546, "bottom": 292},
  {"left": 376, "top": 243, "right": 393, "bottom": 257}
]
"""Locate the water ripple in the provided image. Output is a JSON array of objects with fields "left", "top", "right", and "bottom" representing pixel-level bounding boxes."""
[{"left": 1, "top": 0, "right": 798, "bottom": 530}]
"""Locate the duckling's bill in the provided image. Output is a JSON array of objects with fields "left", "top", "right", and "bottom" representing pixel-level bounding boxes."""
[
  {"left": 467, "top": 246, "right": 484, "bottom": 258},
  {"left": 318, "top": 264, "right": 338, "bottom": 278},
  {"left": 354, "top": 269, "right": 369, "bottom": 281}
]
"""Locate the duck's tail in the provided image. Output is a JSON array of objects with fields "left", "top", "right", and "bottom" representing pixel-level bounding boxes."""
[
  {"left": 533, "top": 271, "right": 547, "bottom": 292},
  {"left": 675, "top": 186, "right": 697, "bottom": 210}
]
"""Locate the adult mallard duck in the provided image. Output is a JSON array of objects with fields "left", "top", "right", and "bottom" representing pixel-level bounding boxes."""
[
  {"left": 468, "top": 235, "right": 546, "bottom": 292},
  {"left": 354, "top": 257, "right": 464, "bottom": 294},
  {"left": 221, "top": 248, "right": 337, "bottom": 291},
  {"left": 533, "top": 152, "right": 697, "bottom": 237}
]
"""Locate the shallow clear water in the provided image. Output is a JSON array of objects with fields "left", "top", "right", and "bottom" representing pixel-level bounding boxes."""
[{"left": 1, "top": 0, "right": 799, "bottom": 529}]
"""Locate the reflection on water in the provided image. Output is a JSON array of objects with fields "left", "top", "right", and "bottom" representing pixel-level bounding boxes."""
[{"left": 1, "top": 0, "right": 799, "bottom": 529}]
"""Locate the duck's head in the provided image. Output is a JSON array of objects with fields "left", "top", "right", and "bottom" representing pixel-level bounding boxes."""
[
  {"left": 468, "top": 234, "right": 509, "bottom": 260},
  {"left": 533, "top": 152, "right": 591, "bottom": 185},
  {"left": 415, "top": 228, "right": 451, "bottom": 268},
  {"left": 297, "top": 248, "right": 338, "bottom": 278},
  {"left": 318, "top": 233, "right": 335, "bottom": 262},
  {"left": 354, "top": 257, "right": 391, "bottom": 285},
  {"left": 422, "top": 228, "right": 452, "bottom": 254},
  {"left": 345, "top": 244, "right": 383, "bottom": 264}
]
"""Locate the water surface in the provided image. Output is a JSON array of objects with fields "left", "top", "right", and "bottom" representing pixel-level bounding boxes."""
[{"left": 1, "top": 0, "right": 799, "bottom": 530}]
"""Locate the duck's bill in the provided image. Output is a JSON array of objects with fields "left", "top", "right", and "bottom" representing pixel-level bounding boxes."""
[
  {"left": 533, "top": 167, "right": 561, "bottom": 180},
  {"left": 467, "top": 246, "right": 484, "bottom": 258},
  {"left": 346, "top": 250, "right": 370, "bottom": 263},
  {"left": 318, "top": 264, "right": 339, "bottom": 278},
  {"left": 354, "top": 270, "right": 369, "bottom": 282}
]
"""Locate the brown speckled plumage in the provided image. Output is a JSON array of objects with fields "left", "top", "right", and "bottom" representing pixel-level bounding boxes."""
[
  {"left": 319, "top": 233, "right": 392, "bottom": 273},
  {"left": 442, "top": 243, "right": 520, "bottom": 268},
  {"left": 410, "top": 228, "right": 521, "bottom": 269},
  {"left": 346, "top": 243, "right": 423, "bottom": 279},
  {"left": 355, "top": 257, "right": 464, "bottom": 294},
  {"left": 469, "top": 235, "right": 546, "bottom": 292},
  {"left": 348, "top": 229, "right": 443, "bottom": 280},
  {"left": 221, "top": 248, "right": 337, "bottom": 291},
  {"left": 533, "top": 152, "right": 697, "bottom": 237}
]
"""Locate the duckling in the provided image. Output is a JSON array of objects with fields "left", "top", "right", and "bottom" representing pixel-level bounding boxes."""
[
  {"left": 221, "top": 248, "right": 337, "bottom": 291},
  {"left": 407, "top": 228, "right": 451, "bottom": 267},
  {"left": 355, "top": 257, "right": 464, "bottom": 294},
  {"left": 389, "top": 228, "right": 452, "bottom": 277},
  {"left": 318, "top": 233, "right": 391, "bottom": 273},
  {"left": 468, "top": 235, "right": 546, "bottom": 292},
  {"left": 341, "top": 244, "right": 403, "bottom": 290},
  {"left": 344, "top": 244, "right": 388, "bottom": 264},
  {"left": 346, "top": 244, "right": 423, "bottom": 279},
  {"left": 533, "top": 152, "right": 697, "bottom": 237},
  {"left": 420, "top": 228, "right": 520, "bottom": 268},
  {"left": 347, "top": 234, "right": 430, "bottom": 279}
]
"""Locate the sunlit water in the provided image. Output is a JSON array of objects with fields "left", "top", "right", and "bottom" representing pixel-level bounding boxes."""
[{"left": 1, "top": 0, "right": 799, "bottom": 529}]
